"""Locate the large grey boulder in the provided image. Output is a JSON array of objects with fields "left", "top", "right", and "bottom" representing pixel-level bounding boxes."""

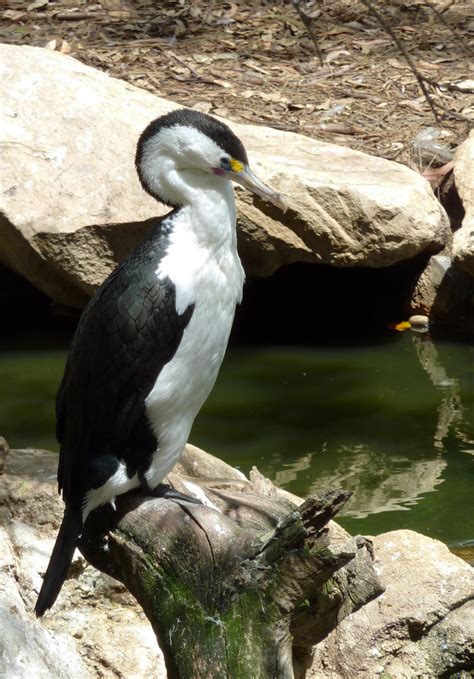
[{"left": 0, "top": 44, "right": 449, "bottom": 307}]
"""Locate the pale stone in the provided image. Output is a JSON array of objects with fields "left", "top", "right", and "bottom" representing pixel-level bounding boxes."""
[
  {"left": 0, "top": 447, "right": 166, "bottom": 679},
  {"left": 408, "top": 313, "right": 429, "bottom": 332},
  {"left": 453, "top": 130, "right": 474, "bottom": 275},
  {"left": 0, "top": 44, "right": 449, "bottom": 306},
  {"left": 309, "top": 529, "right": 474, "bottom": 678},
  {"left": 408, "top": 313, "right": 429, "bottom": 326},
  {"left": 0, "top": 526, "right": 91, "bottom": 679}
]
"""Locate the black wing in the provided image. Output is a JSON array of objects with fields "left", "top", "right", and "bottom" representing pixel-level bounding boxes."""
[{"left": 57, "top": 216, "right": 193, "bottom": 506}]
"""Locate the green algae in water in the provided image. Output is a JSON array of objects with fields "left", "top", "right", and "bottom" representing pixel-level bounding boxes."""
[
  {"left": 0, "top": 351, "right": 64, "bottom": 451},
  {"left": 0, "top": 333, "right": 473, "bottom": 548},
  {"left": 194, "top": 334, "right": 474, "bottom": 549}
]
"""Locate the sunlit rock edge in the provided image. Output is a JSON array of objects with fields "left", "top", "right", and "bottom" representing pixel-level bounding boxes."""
[{"left": 1, "top": 43, "right": 450, "bottom": 311}]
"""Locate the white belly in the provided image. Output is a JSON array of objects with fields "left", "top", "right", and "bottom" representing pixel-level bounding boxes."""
[
  {"left": 83, "top": 181, "right": 244, "bottom": 517},
  {"left": 144, "top": 232, "right": 244, "bottom": 488},
  {"left": 83, "top": 248, "right": 243, "bottom": 519}
]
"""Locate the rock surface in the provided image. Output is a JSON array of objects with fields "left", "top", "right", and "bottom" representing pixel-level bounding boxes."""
[
  {"left": 410, "top": 252, "right": 474, "bottom": 337},
  {"left": 0, "top": 43, "right": 449, "bottom": 307},
  {"left": 407, "top": 132, "right": 474, "bottom": 337},
  {"left": 0, "top": 442, "right": 166, "bottom": 679},
  {"left": 309, "top": 529, "right": 474, "bottom": 678},
  {"left": 410, "top": 252, "right": 452, "bottom": 316},
  {"left": 0, "top": 527, "right": 90, "bottom": 679},
  {"left": 1, "top": 440, "right": 472, "bottom": 678},
  {"left": 453, "top": 130, "right": 474, "bottom": 275}
]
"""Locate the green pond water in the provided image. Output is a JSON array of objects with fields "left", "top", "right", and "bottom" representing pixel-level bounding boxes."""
[{"left": 1, "top": 333, "right": 473, "bottom": 549}]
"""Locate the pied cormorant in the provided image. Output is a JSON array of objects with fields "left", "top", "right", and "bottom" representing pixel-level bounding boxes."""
[{"left": 35, "top": 108, "right": 287, "bottom": 616}]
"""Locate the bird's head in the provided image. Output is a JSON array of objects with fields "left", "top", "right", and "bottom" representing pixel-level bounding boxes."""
[{"left": 135, "top": 109, "right": 288, "bottom": 211}]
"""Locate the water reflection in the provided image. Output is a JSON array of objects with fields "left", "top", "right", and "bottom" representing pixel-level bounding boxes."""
[
  {"left": 299, "top": 333, "right": 472, "bottom": 519},
  {"left": 414, "top": 335, "right": 464, "bottom": 450},
  {"left": 307, "top": 444, "right": 447, "bottom": 519},
  {"left": 194, "top": 334, "right": 474, "bottom": 546},
  {"left": 0, "top": 333, "right": 472, "bottom": 546}
]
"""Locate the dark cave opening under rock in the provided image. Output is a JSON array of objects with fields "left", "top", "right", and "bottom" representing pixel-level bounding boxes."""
[
  {"left": 0, "top": 264, "right": 76, "bottom": 348},
  {"left": 1, "top": 264, "right": 50, "bottom": 326},
  {"left": 231, "top": 256, "right": 430, "bottom": 346},
  {"left": 0, "top": 255, "right": 430, "bottom": 348}
]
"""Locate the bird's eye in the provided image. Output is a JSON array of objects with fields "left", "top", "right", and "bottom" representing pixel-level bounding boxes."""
[{"left": 220, "top": 157, "right": 232, "bottom": 171}]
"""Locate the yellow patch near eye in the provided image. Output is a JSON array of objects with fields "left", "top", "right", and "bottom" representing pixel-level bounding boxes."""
[{"left": 230, "top": 159, "right": 244, "bottom": 173}]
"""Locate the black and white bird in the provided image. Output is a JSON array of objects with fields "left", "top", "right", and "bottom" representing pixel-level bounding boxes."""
[{"left": 35, "top": 109, "right": 287, "bottom": 616}]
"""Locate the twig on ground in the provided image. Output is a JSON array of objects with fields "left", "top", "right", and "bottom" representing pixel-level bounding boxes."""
[
  {"left": 422, "top": 0, "right": 474, "bottom": 57},
  {"left": 359, "top": 0, "right": 441, "bottom": 122},
  {"left": 292, "top": 0, "right": 324, "bottom": 66}
]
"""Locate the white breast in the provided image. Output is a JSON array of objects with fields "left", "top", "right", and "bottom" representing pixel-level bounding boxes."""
[{"left": 144, "top": 192, "right": 245, "bottom": 488}]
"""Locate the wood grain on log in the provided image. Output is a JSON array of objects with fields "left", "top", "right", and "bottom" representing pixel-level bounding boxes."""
[{"left": 79, "top": 452, "right": 383, "bottom": 678}]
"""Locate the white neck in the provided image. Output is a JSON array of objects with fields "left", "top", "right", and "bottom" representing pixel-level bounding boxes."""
[
  {"left": 142, "top": 148, "right": 236, "bottom": 243},
  {"left": 180, "top": 168, "right": 237, "bottom": 246},
  {"left": 154, "top": 166, "right": 243, "bottom": 313}
]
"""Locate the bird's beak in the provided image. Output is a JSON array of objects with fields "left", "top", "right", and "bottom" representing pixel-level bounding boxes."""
[{"left": 232, "top": 165, "right": 288, "bottom": 213}]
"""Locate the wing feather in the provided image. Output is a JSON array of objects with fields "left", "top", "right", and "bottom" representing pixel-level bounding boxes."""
[{"left": 56, "top": 217, "right": 193, "bottom": 505}]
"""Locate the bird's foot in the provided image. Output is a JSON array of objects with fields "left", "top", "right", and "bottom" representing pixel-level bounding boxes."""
[{"left": 148, "top": 482, "right": 203, "bottom": 505}]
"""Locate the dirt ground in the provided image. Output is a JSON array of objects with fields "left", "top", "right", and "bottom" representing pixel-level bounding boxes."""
[{"left": 1, "top": 0, "right": 473, "bottom": 168}]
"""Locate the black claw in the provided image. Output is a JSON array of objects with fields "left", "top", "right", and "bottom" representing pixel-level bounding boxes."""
[{"left": 148, "top": 483, "right": 203, "bottom": 505}]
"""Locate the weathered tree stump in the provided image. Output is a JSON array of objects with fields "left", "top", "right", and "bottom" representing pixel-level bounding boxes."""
[{"left": 79, "top": 447, "right": 383, "bottom": 678}]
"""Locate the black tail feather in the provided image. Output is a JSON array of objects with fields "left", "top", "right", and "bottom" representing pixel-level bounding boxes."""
[{"left": 35, "top": 506, "right": 83, "bottom": 617}]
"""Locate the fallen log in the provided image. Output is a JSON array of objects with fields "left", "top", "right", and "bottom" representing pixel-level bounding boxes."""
[{"left": 79, "top": 448, "right": 383, "bottom": 678}]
